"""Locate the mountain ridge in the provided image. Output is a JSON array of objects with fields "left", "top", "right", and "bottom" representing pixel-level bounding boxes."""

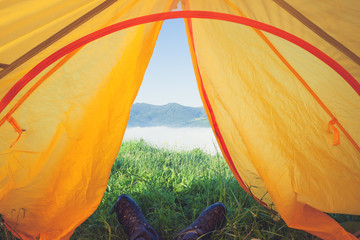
[{"left": 127, "top": 103, "right": 210, "bottom": 128}]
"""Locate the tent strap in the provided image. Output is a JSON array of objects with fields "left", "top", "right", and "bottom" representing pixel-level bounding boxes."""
[
  {"left": 0, "top": 0, "right": 117, "bottom": 80},
  {"left": 273, "top": 0, "right": 360, "bottom": 66}
]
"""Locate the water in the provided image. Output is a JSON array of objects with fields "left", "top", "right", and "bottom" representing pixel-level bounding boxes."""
[{"left": 123, "top": 127, "right": 220, "bottom": 155}]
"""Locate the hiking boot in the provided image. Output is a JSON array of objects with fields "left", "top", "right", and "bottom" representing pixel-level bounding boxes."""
[
  {"left": 175, "top": 202, "right": 226, "bottom": 240},
  {"left": 115, "top": 194, "right": 160, "bottom": 240}
]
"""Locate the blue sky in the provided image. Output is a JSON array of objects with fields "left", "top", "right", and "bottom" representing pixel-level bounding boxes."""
[{"left": 134, "top": 18, "right": 203, "bottom": 107}]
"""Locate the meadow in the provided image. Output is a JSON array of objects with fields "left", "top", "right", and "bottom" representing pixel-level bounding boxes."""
[{"left": 2, "top": 139, "right": 357, "bottom": 239}]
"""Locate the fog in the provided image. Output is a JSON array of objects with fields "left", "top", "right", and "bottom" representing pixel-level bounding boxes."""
[{"left": 123, "top": 127, "right": 220, "bottom": 155}]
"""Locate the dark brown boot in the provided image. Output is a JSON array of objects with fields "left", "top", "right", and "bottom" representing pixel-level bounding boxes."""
[
  {"left": 175, "top": 202, "right": 226, "bottom": 240},
  {"left": 115, "top": 194, "right": 160, "bottom": 240}
]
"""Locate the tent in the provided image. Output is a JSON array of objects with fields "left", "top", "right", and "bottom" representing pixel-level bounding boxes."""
[{"left": 0, "top": 0, "right": 359, "bottom": 239}]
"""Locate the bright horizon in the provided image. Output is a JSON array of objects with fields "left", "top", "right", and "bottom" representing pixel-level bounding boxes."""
[{"left": 134, "top": 18, "right": 203, "bottom": 108}]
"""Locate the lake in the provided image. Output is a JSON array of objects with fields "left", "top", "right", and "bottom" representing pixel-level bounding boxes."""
[{"left": 122, "top": 127, "right": 220, "bottom": 155}]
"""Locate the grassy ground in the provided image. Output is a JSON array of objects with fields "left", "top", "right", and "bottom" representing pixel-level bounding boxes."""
[
  {"left": 1, "top": 140, "right": 358, "bottom": 239},
  {"left": 71, "top": 139, "right": 316, "bottom": 240}
]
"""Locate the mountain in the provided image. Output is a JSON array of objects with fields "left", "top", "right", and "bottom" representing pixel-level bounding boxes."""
[{"left": 127, "top": 103, "right": 210, "bottom": 128}]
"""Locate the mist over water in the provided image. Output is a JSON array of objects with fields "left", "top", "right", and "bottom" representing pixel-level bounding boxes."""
[{"left": 123, "top": 127, "right": 220, "bottom": 155}]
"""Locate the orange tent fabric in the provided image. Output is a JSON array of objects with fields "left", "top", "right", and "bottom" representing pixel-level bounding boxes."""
[{"left": 0, "top": 0, "right": 359, "bottom": 239}]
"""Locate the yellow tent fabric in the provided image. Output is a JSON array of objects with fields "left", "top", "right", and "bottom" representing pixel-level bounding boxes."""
[
  {"left": 0, "top": 0, "right": 359, "bottom": 239},
  {"left": 182, "top": 1, "right": 360, "bottom": 239},
  {"left": 0, "top": 0, "right": 177, "bottom": 239}
]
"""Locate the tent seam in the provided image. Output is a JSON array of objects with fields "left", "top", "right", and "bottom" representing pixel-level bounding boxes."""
[
  {"left": 183, "top": 1, "right": 267, "bottom": 206},
  {"left": 224, "top": 0, "right": 353, "bottom": 148},
  {"left": 273, "top": 0, "right": 360, "bottom": 66},
  {"left": 0, "top": 0, "right": 117, "bottom": 80}
]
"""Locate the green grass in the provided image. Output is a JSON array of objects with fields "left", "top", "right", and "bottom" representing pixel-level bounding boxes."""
[
  {"left": 2, "top": 139, "right": 357, "bottom": 239},
  {"left": 70, "top": 139, "right": 316, "bottom": 240}
]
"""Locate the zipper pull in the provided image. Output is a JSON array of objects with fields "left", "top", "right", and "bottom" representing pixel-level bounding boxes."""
[
  {"left": 328, "top": 117, "right": 340, "bottom": 146},
  {"left": 7, "top": 116, "right": 24, "bottom": 148}
]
